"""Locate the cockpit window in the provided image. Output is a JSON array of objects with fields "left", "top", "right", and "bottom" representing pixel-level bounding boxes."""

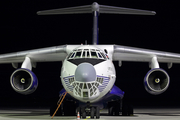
[
  {"left": 91, "top": 51, "right": 98, "bottom": 58},
  {"left": 67, "top": 49, "right": 107, "bottom": 60},
  {"left": 87, "top": 51, "right": 90, "bottom": 58},
  {"left": 101, "top": 52, "right": 107, "bottom": 60},
  {"left": 75, "top": 52, "right": 81, "bottom": 58},
  {"left": 98, "top": 53, "right": 102, "bottom": 58},
  {"left": 70, "top": 52, "right": 75, "bottom": 58},
  {"left": 82, "top": 51, "right": 86, "bottom": 58}
]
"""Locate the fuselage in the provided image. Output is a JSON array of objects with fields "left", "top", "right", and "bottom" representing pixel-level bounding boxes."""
[{"left": 61, "top": 45, "right": 116, "bottom": 103}]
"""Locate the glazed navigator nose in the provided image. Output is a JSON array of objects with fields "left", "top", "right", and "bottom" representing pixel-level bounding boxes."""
[{"left": 75, "top": 63, "right": 96, "bottom": 82}]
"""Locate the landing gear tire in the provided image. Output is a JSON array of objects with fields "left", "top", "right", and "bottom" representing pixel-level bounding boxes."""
[
  {"left": 108, "top": 101, "right": 120, "bottom": 116},
  {"left": 96, "top": 106, "right": 100, "bottom": 119},
  {"left": 108, "top": 106, "right": 113, "bottom": 116},
  {"left": 81, "top": 107, "right": 86, "bottom": 119},
  {"left": 82, "top": 112, "right": 86, "bottom": 119},
  {"left": 128, "top": 105, "right": 133, "bottom": 116},
  {"left": 122, "top": 104, "right": 133, "bottom": 116},
  {"left": 90, "top": 107, "right": 95, "bottom": 119},
  {"left": 114, "top": 106, "right": 120, "bottom": 116}
]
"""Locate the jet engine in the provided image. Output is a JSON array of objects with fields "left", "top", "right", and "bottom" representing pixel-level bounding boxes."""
[
  {"left": 10, "top": 68, "right": 38, "bottom": 95},
  {"left": 144, "top": 68, "right": 170, "bottom": 95}
]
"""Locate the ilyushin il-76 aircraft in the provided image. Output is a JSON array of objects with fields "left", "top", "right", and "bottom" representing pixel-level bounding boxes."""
[{"left": 1, "top": 2, "right": 180, "bottom": 119}]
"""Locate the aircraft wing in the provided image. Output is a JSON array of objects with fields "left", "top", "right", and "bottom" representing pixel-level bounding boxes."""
[
  {"left": 113, "top": 45, "right": 180, "bottom": 64},
  {"left": 0, "top": 45, "right": 67, "bottom": 64}
]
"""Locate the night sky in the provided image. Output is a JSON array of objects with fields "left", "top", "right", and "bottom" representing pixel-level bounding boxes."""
[{"left": 1, "top": 0, "right": 180, "bottom": 108}]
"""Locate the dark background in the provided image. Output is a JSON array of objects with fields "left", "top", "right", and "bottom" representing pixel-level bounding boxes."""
[{"left": 0, "top": 0, "right": 180, "bottom": 108}]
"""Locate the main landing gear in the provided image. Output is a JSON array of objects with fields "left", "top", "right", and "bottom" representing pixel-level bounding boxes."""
[{"left": 108, "top": 100, "right": 133, "bottom": 116}]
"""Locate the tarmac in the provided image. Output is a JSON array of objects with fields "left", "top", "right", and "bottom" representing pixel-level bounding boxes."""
[{"left": 1, "top": 107, "right": 180, "bottom": 120}]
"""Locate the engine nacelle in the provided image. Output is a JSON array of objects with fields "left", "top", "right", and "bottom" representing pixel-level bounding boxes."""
[
  {"left": 10, "top": 68, "right": 38, "bottom": 95},
  {"left": 144, "top": 68, "right": 170, "bottom": 95}
]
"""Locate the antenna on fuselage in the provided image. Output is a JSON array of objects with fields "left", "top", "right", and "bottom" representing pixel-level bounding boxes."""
[{"left": 37, "top": 2, "right": 156, "bottom": 45}]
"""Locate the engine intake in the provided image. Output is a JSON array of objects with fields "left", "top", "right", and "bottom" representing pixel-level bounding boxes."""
[
  {"left": 10, "top": 68, "right": 38, "bottom": 95},
  {"left": 144, "top": 68, "right": 170, "bottom": 95}
]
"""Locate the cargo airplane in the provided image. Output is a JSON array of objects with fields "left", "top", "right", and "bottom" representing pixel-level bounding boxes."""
[{"left": 1, "top": 2, "right": 179, "bottom": 119}]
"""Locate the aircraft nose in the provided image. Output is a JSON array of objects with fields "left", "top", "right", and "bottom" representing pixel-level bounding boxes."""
[{"left": 75, "top": 63, "right": 96, "bottom": 82}]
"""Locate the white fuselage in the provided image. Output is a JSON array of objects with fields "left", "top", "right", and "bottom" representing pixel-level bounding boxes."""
[{"left": 61, "top": 45, "right": 116, "bottom": 103}]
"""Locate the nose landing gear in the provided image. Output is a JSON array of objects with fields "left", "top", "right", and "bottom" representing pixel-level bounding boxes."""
[{"left": 77, "top": 106, "right": 100, "bottom": 119}]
